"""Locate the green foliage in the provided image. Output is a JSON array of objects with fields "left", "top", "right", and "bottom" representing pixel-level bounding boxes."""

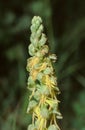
[
  {"left": 72, "top": 91, "right": 85, "bottom": 130},
  {"left": 0, "top": 0, "right": 85, "bottom": 130}
]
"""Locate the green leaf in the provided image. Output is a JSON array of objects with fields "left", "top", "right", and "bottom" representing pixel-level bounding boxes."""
[{"left": 76, "top": 74, "right": 85, "bottom": 87}]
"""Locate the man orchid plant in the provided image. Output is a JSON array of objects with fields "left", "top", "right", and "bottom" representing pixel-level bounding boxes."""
[{"left": 26, "top": 16, "right": 62, "bottom": 130}]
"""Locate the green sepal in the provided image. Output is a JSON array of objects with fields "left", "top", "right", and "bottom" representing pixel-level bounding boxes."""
[
  {"left": 48, "top": 125, "right": 58, "bottom": 130},
  {"left": 49, "top": 54, "right": 57, "bottom": 62},
  {"left": 33, "top": 90, "right": 40, "bottom": 100},
  {"left": 27, "top": 100, "right": 37, "bottom": 113},
  {"left": 32, "top": 16, "right": 42, "bottom": 25},
  {"left": 27, "top": 124, "right": 37, "bottom": 130},
  {"left": 40, "top": 106, "right": 49, "bottom": 119},
  {"left": 37, "top": 84, "right": 50, "bottom": 95},
  {"left": 36, "top": 72, "right": 43, "bottom": 80},
  {"left": 43, "top": 67, "right": 53, "bottom": 74},
  {"left": 29, "top": 44, "right": 36, "bottom": 56},
  {"left": 27, "top": 76, "right": 35, "bottom": 86},
  {"left": 39, "top": 33, "right": 47, "bottom": 46}
]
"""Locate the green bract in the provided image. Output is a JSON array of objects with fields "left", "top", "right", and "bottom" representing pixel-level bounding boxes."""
[{"left": 26, "top": 16, "right": 62, "bottom": 130}]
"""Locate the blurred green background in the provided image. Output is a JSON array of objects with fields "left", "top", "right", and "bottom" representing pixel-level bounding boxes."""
[{"left": 0, "top": 0, "right": 85, "bottom": 130}]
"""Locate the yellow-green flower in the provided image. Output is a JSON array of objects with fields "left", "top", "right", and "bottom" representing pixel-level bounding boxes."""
[
  {"left": 27, "top": 56, "right": 40, "bottom": 70},
  {"left": 27, "top": 16, "right": 62, "bottom": 130}
]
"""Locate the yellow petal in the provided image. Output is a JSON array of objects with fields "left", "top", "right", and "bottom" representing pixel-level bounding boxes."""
[
  {"left": 42, "top": 75, "right": 55, "bottom": 88},
  {"left": 34, "top": 106, "right": 41, "bottom": 118},
  {"left": 31, "top": 69, "right": 39, "bottom": 80},
  {"left": 39, "top": 63, "right": 47, "bottom": 72},
  {"left": 27, "top": 56, "right": 39, "bottom": 69}
]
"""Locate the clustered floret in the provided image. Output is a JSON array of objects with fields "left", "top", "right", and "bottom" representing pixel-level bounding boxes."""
[{"left": 26, "top": 16, "right": 62, "bottom": 130}]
